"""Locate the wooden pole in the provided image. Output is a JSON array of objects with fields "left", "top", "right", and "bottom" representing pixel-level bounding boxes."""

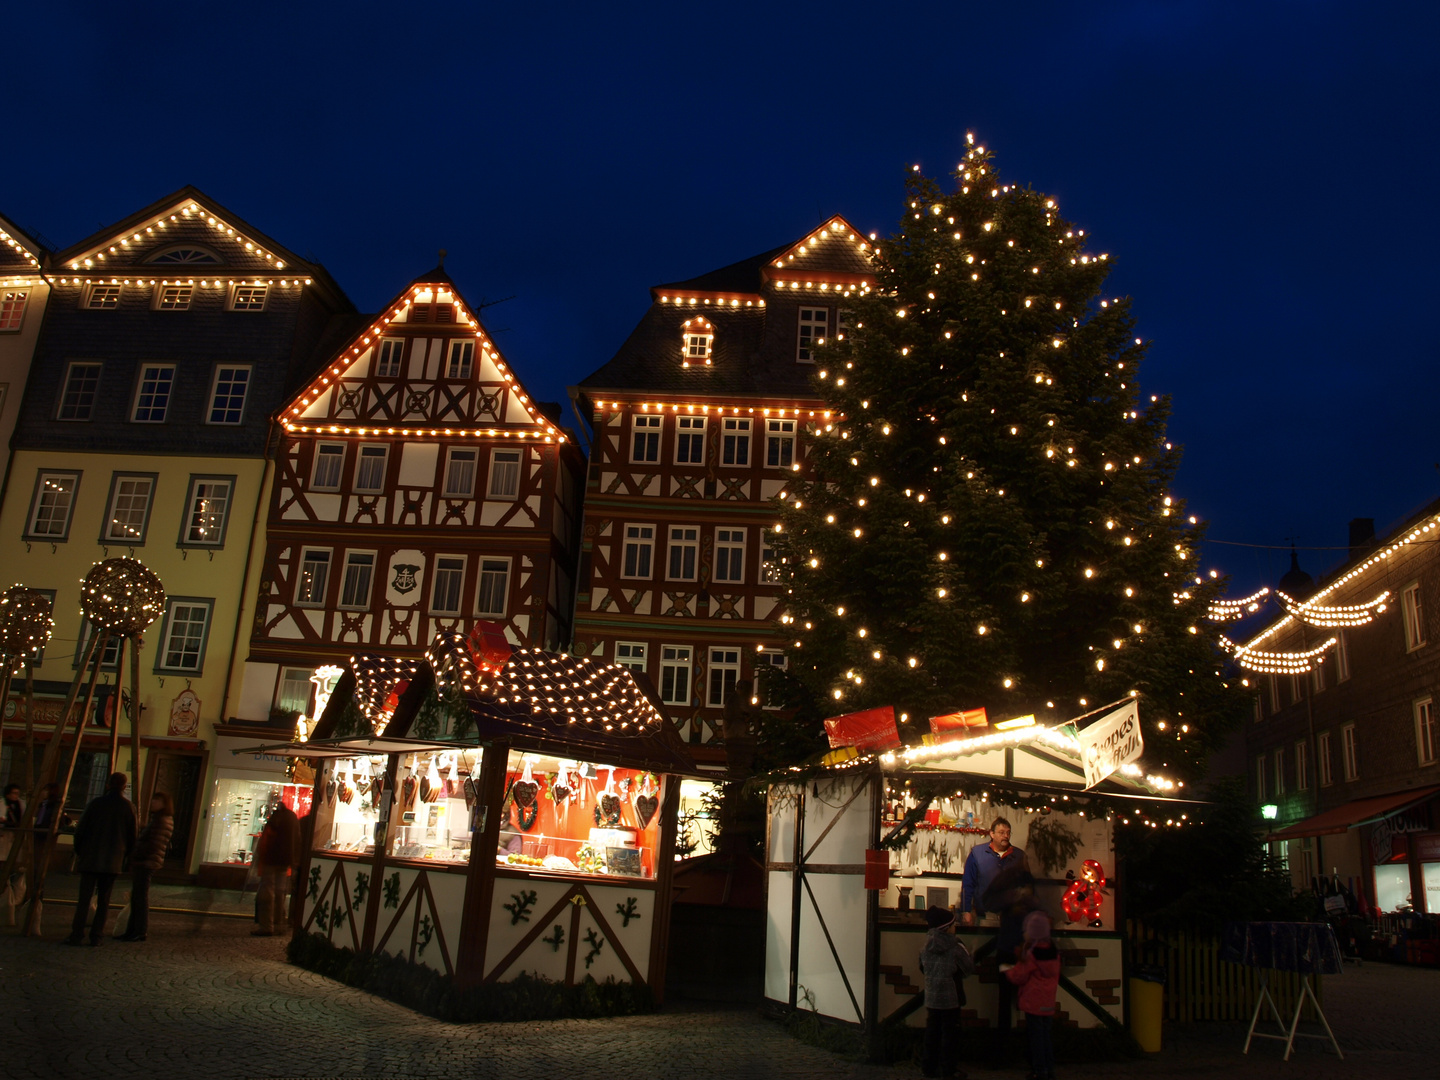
[
  {"left": 22, "top": 660, "right": 35, "bottom": 791},
  {"left": 108, "top": 638, "right": 124, "bottom": 779},
  {"left": 0, "top": 662, "right": 14, "bottom": 790},
  {"left": 128, "top": 632, "right": 143, "bottom": 794}
]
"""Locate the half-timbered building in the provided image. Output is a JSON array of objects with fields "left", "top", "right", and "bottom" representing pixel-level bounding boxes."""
[
  {"left": 569, "top": 218, "right": 874, "bottom": 757},
  {"left": 238, "top": 264, "right": 586, "bottom": 730}
]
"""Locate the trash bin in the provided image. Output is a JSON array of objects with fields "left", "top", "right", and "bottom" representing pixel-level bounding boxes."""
[{"left": 1129, "top": 964, "right": 1165, "bottom": 1053}]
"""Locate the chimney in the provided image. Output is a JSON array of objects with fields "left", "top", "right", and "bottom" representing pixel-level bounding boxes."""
[{"left": 1349, "top": 518, "right": 1375, "bottom": 561}]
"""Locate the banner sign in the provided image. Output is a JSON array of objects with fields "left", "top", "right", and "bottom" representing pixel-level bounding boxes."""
[
  {"left": 929, "top": 707, "right": 989, "bottom": 736},
  {"left": 1077, "top": 700, "right": 1143, "bottom": 788},
  {"left": 823, "top": 706, "right": 901, "bottom": 752}
]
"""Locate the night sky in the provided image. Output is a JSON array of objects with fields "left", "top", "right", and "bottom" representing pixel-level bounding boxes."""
[{"left": 7, "top": 2, "right": 1437, "bottom": 596}]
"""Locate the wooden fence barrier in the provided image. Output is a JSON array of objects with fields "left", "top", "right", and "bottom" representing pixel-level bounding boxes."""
[{"left": 1127, "top": 920, "right": 1322, "bottom": 1022}]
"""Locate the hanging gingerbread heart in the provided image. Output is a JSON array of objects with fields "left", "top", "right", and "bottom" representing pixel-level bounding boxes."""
[
  {"left": 338, "top": 781, "right": 353, "bottom": 805},
  {"left": 512, "top": 779, "right": 538, "bottom": 809},
  {"left": 636, "top": 794, "right": 659, "bottom": 829},
  {"left": 325, "top": 779, "right": 336, "bottom": 807},
  {"left": 419, "top": 776, "right": 435, "bottom": 804},
  {"left": 355, "top": 776, "right": 371, "bottom": 798},
  {"left": 551, "top": 779, "right": 571, "bottom": 804},
  {"left": 401, "top": 775, "right": 417, "bottom": 811},
  {"left": 596, "top": 793, "right": 622, "bottom": 827}
]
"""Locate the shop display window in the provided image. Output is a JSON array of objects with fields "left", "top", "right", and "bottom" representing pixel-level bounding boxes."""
[
  {"left": 1423, "top": 862, "right": 1440, "bottom": 914},
  {"left": 1374, "top": 863, "right": 1414, "bottom": 914},
  {"left": 390, "top": 748, "right": 481, "bottom": 864},
  {"left": 311, "top": 755, "right": 388, "bottom": 856},
  {"left": 494, "top": 750, "right": 663, "bottom": 879},
  {"left": 201, "top": 773, "right": 312, "bottom": 864}
]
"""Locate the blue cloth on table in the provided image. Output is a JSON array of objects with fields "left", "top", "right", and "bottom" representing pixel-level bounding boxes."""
[{"left": 1220, "top": 921, "right": 1344, "bottom": 975}]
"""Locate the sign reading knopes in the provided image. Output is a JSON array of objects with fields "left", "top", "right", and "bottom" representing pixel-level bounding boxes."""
[{"left": 1077, "top": 699, "right": 1144, "bottom": 789}]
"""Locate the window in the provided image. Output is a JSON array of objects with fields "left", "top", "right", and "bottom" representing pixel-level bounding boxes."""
[
  {"left": 1289, "top": 674, "right": 1302, "bottom": 705},
  {"left": 761, "top": 541, "right": 780, "bottom": 582},
  {"left": 375, "top": 338, "right": 404, "bottom": 378},
  {"left": 102, "top": 474, "right": 155, "bottom": 543},
  {"left": 295, "top": 549, "right": 331, "bottom": 606},
  {"left": 1318, "top": 731, "right": 1333, "bottom": 786},
  {"left": 131, "top": 364, "right": 175, "bottom": 423},
  {"left": 26, "top": 472, "right": 79, "bottom": 539},
  {"left": 476, "top": 557, "right": 510, "bottom": 617},
  {"left": 722, "top": 418, "right": 751, "bottom": 466},
  {"left": 1402, "top": 582, "right": 1425, "bottom": 651},
  {"left": 622, "top": 525, "right": 654, "bottom": 579},
  {"left": 632, "top": 414, "right": 661, "bottom": 462},
  {"left": 1267, "top": 676, "right": 1280, "bottom": 715},
  {"left": 447, "top": 340, "right": 474, "bottom": 379},
  {"left": 75, "top": 619, "right": 122, "bottom": 670},
  {"left": 1336, "top": 630, "right": 1351, "bottom": 682},
  {"left": 208, "top": 366, "right": 250, "bottom": 424},
  {"left": 660, "top": 645, "right": 692, "bottom": 706},
  {"left": 488, "top": 450, "right": 521, "bottom": 499},
  {"left": 708, "top": 647, "right": 740, "bottom": 707},
  {"left": 149, "top": 247, "right": 219, "bottom": 264},
  {"left": 181, "top": 477, "right": 233, "bottom": 546},
  {"left": 766, "top": 419, "right": 796, "bottom": 468},
  {"left": 86, "top": 284, "right": 120, "bottom": 309},
  {"left": 1255, "top": 756, "right": 1266, "bottom": 801},
  {"left": 615, "top": 642, "right": 647, "bottom": 676},
  {"left": 1252, "top": 696, "right": 1263, "bottom": 723},
  {"left": 59, "top": 362, "right": 101, "bottom": 420},
  {"left": 276, "top": 667, "right": 314, "bottom": 716},
  {"left": 443, "top": 449, "right": 477, "bottom": 497},
  {"left": 757, "top": 648, "right": 787, "bottom": 708},
  {"left": 156, "top": 599, "right": 213, "bottom": 673},
  {"left": 667, "top": 526, "right": 699, "bottom": 581},
  {"left": 431, "top": 556, "right": 466, "bottom": 614},
  {"left": 1341, "top": 723, "right": 1359, "bottom": 781},
  {"left": 1310, "top": 662, "right": 1324, "bottom": 695},
  {"left": 339, "top": 552, "right": 375, "bottom": 609},
  {"left": 797, "top": 307, "right": 829, "bottom": 362},
  {"left": 155, "top": 284, "right": 193, "bottom": 311},
  {"left": 1274, "top": 747, "right": 1286, "bottom": 796},
  {"left": 714, "top": 528, "right": 745, "bottom": 583},
  {"left": 1416, "top": 698, "right": 1437, "bottom": 766},
  {"left": 680, "top": 316, "right": 713, "bottom": 367},
  {"left": 675, "top": 416, "right": 705, "bottom": 464},
  {"left": 230, "top": 284, "right": 268, "bottom": 311},
  {"left": 1295, "top": 740, "right": 1309, "bottom": 791},
  {"left": 0, "top": 289, "right": 28, "bottom": 332},
  {"left": 354, "top": 445, "right": 388, "bottom": 492},
  {"left": 311, "top": 443, "right": 344, "bottom": 490}
]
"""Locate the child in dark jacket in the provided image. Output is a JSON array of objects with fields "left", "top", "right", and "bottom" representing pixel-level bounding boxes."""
[
  {"left": 1005, "top": 910, "right": 1060, "bottom": 1080},
  {"left": 918, "top": 906, "right": 966, "bottom": 1079}
]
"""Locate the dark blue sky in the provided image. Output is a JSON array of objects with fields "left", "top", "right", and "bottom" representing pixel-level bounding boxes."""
[{"left": 7, "top": 2, "right": 1437, "bottom": 595}]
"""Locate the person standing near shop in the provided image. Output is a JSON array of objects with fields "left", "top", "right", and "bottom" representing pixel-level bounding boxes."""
[
  {"left": 63, "top": 772, "right": 136, "bottom": 946},
  {"left": 119, "top": 791, "right": 173, "bottom": 942},
  {"left": 252, "top": 794, "right": 300, "bottom": 937},
  {"left": 960, "top": 817, "right": 1028, "bottom": 1064},
  {"left": 3, "top": 784, "right": 23, "bottom": 828},
  {"left": 918, "top": 905, "right": 968, "bottom": 1079},
  {"left": 1005, "top": 910, "right": 1061, "bottom": 1080}
]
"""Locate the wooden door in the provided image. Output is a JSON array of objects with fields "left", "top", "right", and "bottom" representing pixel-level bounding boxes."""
[{"left": 145, "top": 752, "right": 205, "bottom": 870}]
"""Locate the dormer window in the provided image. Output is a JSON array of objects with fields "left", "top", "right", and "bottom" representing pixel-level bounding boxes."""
[
  {"left": 681, "top": 316, "right": 714, "bottom": 368},
  {"left": 155, "top": 284, "right": 193, "bottom": 311}
]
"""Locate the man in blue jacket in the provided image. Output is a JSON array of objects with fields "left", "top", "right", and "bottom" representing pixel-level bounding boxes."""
[{"left": 960, "top": 817, "right": 1025, "bottom": 926}]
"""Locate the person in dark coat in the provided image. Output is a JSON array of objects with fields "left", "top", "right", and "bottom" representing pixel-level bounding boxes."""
[
  {"left": 252, "top": 795, "right": 300, "bottom": 936},
  {"left": 983, "top": 860, "right": 1037, "bottom": 1065},
  {"left": 64, "top": 772, "right": 136, "bottom": 946},
  {"left": 118, "top": 791, "right": 173, "bottom": 942},
  {"left": 3, "top": 784, "right": 23, "bottom": 828},
  {"left": 918, "top": 905, "right": 967, "bottom": 1079}
]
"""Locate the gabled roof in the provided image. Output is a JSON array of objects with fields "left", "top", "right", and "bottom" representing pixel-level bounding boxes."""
[
  {"left": 0, "top": 212, "right": 44, "bottom": 273},
  {"left": 760, "top": 214, "right": 875, "bottom": 282}
]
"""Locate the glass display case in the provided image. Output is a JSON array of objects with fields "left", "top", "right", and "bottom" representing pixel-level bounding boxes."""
[
  {"left": 494, "top": 750, "right": 663, "bottom": 879},
  {"left": 312, "top": 755, "right": 388, "bottom": 856},
  {"left": 389, "top": 748, "right": 480, "bottom": 864},
  {"left": 201, "top": 773, "right": 312, "bottom": 865}
]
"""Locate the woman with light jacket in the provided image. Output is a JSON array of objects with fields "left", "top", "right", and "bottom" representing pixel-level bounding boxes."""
[{"left": 119, "top": 791, "right": 173, "bottom": 942}]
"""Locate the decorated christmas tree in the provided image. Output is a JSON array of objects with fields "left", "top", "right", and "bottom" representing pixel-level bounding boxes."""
[{"left": 766, "top": 139, "right": 1245, "bottom": 776}]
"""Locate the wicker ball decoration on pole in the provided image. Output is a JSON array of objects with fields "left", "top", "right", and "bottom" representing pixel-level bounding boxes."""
[
  {"left": 0, "top": 585, "right": 54, "bottom": 666},
  {"left": 80, "top": 557, "right": 166, "bottom": 635}
]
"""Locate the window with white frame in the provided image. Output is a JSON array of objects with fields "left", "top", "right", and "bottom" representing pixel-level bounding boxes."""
[
  {"left": 680, "top": 316, "right": 713, "bottom": 367},
  {"left": 1402, "top": 582, "right": 1425, "bottom": 651},
  {"left": 86, "top": 284, "right": 121, "bottom": 309},
  {"left": 707, "top": 647, "right": 740, "bottom": 707},
  {"left": 1289, "top": 674, "right": 1302, "bottom": 705},
  {"left": 757, "top": 648, "right": 787, "bottom": 708},
  {"left": 59, "top": 362, "right": 102, "bottom": 420},
  {"left": 311, "top": 443, "right": 345, "bottom": 491},
  {"left": 632, "top": 414, "right": 661, "bottom": 462},
  {"left": 476, "top": 557, "right": 510, "bottom": 617},
  {"left": 208, "top": 366, "right": 250, "bottom": 424},
  {"left": 1252, "top": 696, "right": 1263, "bottom": 723},
  {"left": 155, "top": 284, "right": 193, "bottom": 311},
  {"left": 131, "top": 364, "right": 174, "bottom": 423},
  {"left": 27, "top": 472, "right": 80, "bottom": 539},
  {"left": 1267, "top": 676, "right": 1281, "bottom": 714},
  {"left": 375, "top": 338, "right": 404, "bottom": 378},
  {"left": 1311, "top": 662, "right": 1324, "bottom": 695},
  {"left": 276, "top": 667, "right": 314, "bottom": 716},
  {"left": 1318, "top": 731, "right": 1333, "bottom": 786},
  {"left": 1416, "top": 698, "right": 1437, "bottom": 766},
  {"left": 1274, "top": 747, "right": 1286, "bottom": 796},
  {"left": 714, "top": 528, "right": 744, "bottom": 583},
  {"left": 295, "top": 549, "right": 331, "bottom": 606},
  {"left": 1255, "top": 756, "right": 1266, "bottom": 801},
  {"left": 443, "top": 448, "right": 478, "bottom": 497},
  {"left": 675, "top": 416, "right": 705, "bottom": 464},
  {"left": 431, "top": 556, "right": 466, "bottom": 615},
  {"left": 230, "top": 284, "right": 268, "bottom": 311},
  {"left": 181, "top": 477, "right": 233, "bottom": 546},
  {"left": 667, "top": 525, "right": 698, "bottom": 581},
  {"left": 354, "top": 445, "right": 388, "bottom": 492},
  {"left": 447, "top": 340, "right": 474, "bottom": 379},
  {"left": 1, "top": 290, "right": 30, "bottom": 332},
  {"left": 339, "top": 552, "right": 375, "bottom": 609},
  {"left": 1336, "top": 630, "right": 1351, "bottom": 681},
  {"left": 766, "top": 418, "right": 795, "bottom": 468},
  {"left": 76, "top": 618, "right": 122, "bottom": 670},
  {"left": 1295, "top": 740, "right": 1309, "bottom": 791},
  {"left": 102, "top": 474, "right": 155, "bottom": 543},
  {"left": 1341, "top": 723, "right": 1359, "bottom": 781},
  {"left": 622, "top": 525, "right": 654, "bottom": 579},
  {"left": 615, "top": 642, "right": 647, "bottom": 676},
  {"left": 660, "top": 645, "right": 692, "bottom": 706},
  {"left": 797, "top": 307, "right": 829, "bottom": 362},
  {"left": 722, "top": 417, "right": 750, "bottom": 466},
  {"left": 761, "top": 539, "right": 780, "bottom": 582},
  {"left": 488, "top": 450, "right": 521, "bottom": 499},
  {"left": 157, "top": 599, "right": 213, "bottom": 673}
]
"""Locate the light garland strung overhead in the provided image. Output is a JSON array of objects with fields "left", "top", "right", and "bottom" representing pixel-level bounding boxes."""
[
  {"left": 1219, "top": 633, "right": 1337, "bottom": 675},
  {"left": 1275, "top": 589, "right": 1389, "bottom": 627}
]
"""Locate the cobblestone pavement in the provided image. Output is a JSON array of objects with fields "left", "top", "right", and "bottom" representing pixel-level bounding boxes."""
[{"left": 2, "top": 895, "right": 1437, "bottom": 1080}]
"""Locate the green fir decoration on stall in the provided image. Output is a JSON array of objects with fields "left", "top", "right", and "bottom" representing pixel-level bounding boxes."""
[
  {"left": 331, "top": 696, "right": 370, "bottom": 738},
  {"left": 383, "top": 872, "right": 401, "bottom": 909},
  {"left": 504, "top": 889, "right": 538, "bottom": 925},
  {"left": 542, "top": 924, "right": 565, "bottom": 952},
  {"left": 583, "top": 928, "right": 605, "bottom": 968},
  {"left": 308, "top": 865, "right": 322, "bottom": 901},
  {"left": 352, "top": 871, "right": 370, "bottom": 909},
  {"left": 314, "top": 899, "right": 331, "bottom": 932},
  {"left": 1026, "top": 815, "right": 1083, "bottom": 875},
  {"left": 417, "top": 914, "right": 435, "bottom": 955},
  {"left": 412, "top": 668, "right": 473, "bottom": 739},
  {"left": 615, "top": 896, "right": 641, "bottom": 928}
]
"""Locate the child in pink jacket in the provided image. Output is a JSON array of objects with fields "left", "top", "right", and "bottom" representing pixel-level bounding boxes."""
[{"left": 1006, "top": 910, "right": 1060, "bottom": 1080}]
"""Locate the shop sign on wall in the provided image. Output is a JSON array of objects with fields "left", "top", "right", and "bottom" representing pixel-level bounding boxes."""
[
  {"left": 1077, "top": 700, "right": 1143, "bottom": 789},
  {"left": 1368, "top": 805, "right": 1431, "bottom": 864},
  {"left": 169, "top": 689, "right": 201, "bottom": 737}
]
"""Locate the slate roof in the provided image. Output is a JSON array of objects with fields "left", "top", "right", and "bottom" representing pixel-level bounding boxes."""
[{"left": 0, "top": 212, "right": 44, "bottom": 273}]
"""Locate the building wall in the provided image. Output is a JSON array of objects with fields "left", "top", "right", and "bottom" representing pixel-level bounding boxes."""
[{"left": 0, "top": 274, "right": 50, "bottom": 475}]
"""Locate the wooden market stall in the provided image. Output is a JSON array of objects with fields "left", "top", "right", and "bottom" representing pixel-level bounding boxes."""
[
  {"left": 238, "top": 628, "right": 697, "bottom": 1000},
  {"left": 763, "top": 718, "right": 1199, "bottom": 1037}
]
